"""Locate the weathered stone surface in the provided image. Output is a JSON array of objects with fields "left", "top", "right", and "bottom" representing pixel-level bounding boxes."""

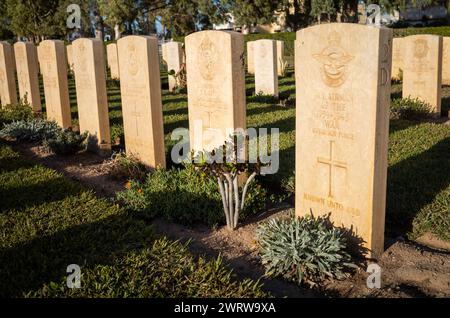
[
  {"left": 66, "top": 44, "right": 74, "bottom": 71},
  {"left": 106, "top": 43, "right": 120, "bottom": 80},
  {"left": 442, "top": 37, "right": 450, "bottom": 86},
  {"left": 14, "top": 42, "right": 41, "bottom": 112},
  {"left": 0, "top": 41, "right": 18, "bottom": 106},
  {"left": 295, "top": 24, "right": 392, "bottom": 258},
  {"left": 247, "top": 41, "right": 255, "bottom": 74},
  {"left": 38, "top": 40, "right": 72, "bottom": 128},
  {"left": 276, "top": 40, "right": 285, "bottom": 76},
  {"left": 254, "top": 39, "right": 278, "bottom": 97},
  {"left": 391, "top": 37, "right": 404, "bottom": 80},
  {"left": 185, "top": 30, "right": 246, "bottom": 153},
  {"left": 117, "top": 35, "right": 166, "bottom": 168},
  {"left": 73, "top": 38, "right": 111, "bottom": 154},
  {"left": 403, "top": 34, "right": 442, "bottom": 116}
]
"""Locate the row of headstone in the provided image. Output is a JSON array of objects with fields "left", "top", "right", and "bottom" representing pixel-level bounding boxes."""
[
  {"left": 106, "top": 43, "right": 120, "bottom": 80},
  {"left": 0, "top": 27, "right": 446, "bottom": 258},
  {"left": 392, "top": 34, "right": 450, "bottom": 116},
  {"left": 247, "top": 40, "right": 285, "bottom": 96}
]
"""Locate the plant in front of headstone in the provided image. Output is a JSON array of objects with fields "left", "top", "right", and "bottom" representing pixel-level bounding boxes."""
[
  {"left": 192, "top": 136, "right": 264, "bottom": 231},
  {"left": 390, "top": 97, "right": 433, "bottom": 120},
  {"left": 0, "top": 118, "right": 60, "bottom": 142},
  {"left": 42, "top": 128, "right": 88, "bottom": 155},
  {"left": 117, "top": 161, "right": 267, "bottom": 227},
  {"left": 0, "top": 97, "right": 35, "bottom": 126},
  {"left": 117, "top": 164, "right": 225, "bottom": 226},
  {"left": 103, "top": 151, "right": 148, "bottom": 182},
  {"left": 256, "top": 213, "right": 356, "bottom": 287},
  {"left": 250, "top": 92, "right": 279, "bottom": 105}
]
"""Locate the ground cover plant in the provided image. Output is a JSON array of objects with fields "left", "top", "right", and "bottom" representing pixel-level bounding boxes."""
[{"left": 0, "top": 143, "right": 267, "bottom": 297}]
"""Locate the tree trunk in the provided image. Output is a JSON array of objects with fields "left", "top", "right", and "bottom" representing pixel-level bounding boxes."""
[{"left": 114, "top": 24, "right": 122, "bottom": 40}]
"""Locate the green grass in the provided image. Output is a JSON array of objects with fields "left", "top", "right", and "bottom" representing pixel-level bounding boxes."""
[
  {"left": 0, "top": 143, "right": 267, "bottom": 297},
  {"left": 34, "top": 62, "right": 450, "bottom": 243}
]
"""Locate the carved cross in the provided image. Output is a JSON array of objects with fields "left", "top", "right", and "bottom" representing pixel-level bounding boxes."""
[
  {"left": 317, "top": 140, "right": 347, "bottom": 198},
  {"left": 130, "top": 100, "right": 141, "bottom": 136}
]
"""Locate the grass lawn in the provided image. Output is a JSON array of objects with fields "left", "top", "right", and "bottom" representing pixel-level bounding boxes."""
[
  {"left": 35, "top": 59, "right": 450, "bottom": 244},
  {"left": 0, "top": 143, "right": 267, "bottom": 297}
]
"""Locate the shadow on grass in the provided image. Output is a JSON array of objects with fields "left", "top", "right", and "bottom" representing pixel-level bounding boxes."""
[
  {"left": 163, "top": 106, "right": 188, "bottom": 116},
  {"left": 0, "top": 212, "right": 152, "bottom": 297},
  {"left": 164, "top": 119, "right": 189, "bottom": 135},
  {"left": 441, "top": 95, "right": 450, "bottom": 116},
  {"left": 162, "top": 97, "right": 188, "bottom": 106},
  {"left": 386, "top": 136, "right": 450, "bottom": 237},
  {"left": 0, "top": 175, "right": 85, "bottom": 213},
  {"left": 389, "top": 119, "right": 420, "bottom": 134}
]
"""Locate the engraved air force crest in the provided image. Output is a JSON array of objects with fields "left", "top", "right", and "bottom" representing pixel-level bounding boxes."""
[
  {"left": 413, "top": 39, "right": 429, "bottom": 60},
  {"left": 198, "top": 35, "right": 218, "bottom": 81},
  {"left": 127, "top": 43, "right": 140, "bottom": 76},
  {"left": 313, "top": 32, "right": 354, "bottom": 88}
]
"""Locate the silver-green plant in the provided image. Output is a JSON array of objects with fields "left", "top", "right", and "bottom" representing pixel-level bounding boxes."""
[
  {"left": 0, "top": 118, "right": 60, "bottom": 142},
  {"left": 257, "top": 213, "right": 356, "bottom": 286}
]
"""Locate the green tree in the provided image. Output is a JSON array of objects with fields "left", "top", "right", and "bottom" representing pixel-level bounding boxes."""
[
  {"left": 223, "top": 0, "right": 283, "bottom": 32},
  {"left": 4, "top": 0, "right": 90, "bottom": 43},
  {"left": 0, "top": 1, "right": 14, "bottom": 40},
  {"left": 97, "top": 0, "right": 141, "bottom": 40},
  {"left": 310, "top": 0, "right": 336, "bottom": 23}
]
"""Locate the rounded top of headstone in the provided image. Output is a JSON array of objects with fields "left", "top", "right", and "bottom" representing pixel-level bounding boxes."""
[
  {"left": 118, "top": 35, "right": 158, "bottom": 44},
  {"left": 296, "top": 22, "right": 390, "bottom": 39},
  {"left": 0, "top": 41, "right": 12, "bottom": 47},
  {"left": 404, "top": 34, "right": 442, "bottom": 40},
  {"left": 73, "top": 38, "right": 102, "bottom": 46},
  {"left": 13, "top": 41, "right": 30, "bottom": 48},
  {"left": 185, "top": 30, "right": 242, "bottom": 42}
]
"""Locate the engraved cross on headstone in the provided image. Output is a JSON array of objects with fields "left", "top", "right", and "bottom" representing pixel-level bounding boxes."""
[
  {"left": 130, "top": 99, "right": 141, "bottom": 136},
  {"left": 202, "top": 109, "right": 215, "bottom": 129},
  {"left": 317, "top": 140, "right": 348, "bottom": 198}
]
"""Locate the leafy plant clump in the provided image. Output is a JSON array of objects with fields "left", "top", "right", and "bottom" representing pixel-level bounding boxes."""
[
  {"left": 0, "top": 99, "right": 35, "bottom": 126},
  {"left": 257, "top": 214, "right": 355, "bottom": 286},
  {"left": 117, "top": 164, "right": 266, "bottom": 227},
  {"left": 390, "top": 97, "right": 433, "bottom": 120},
  {"left": 0, "top": 119, "right": 60, "bottom": 142},
  {"left": 0, "top": 119, "right": 87, "bottom": 155},
  {"left": 42, "top": 129, "right": 88, "bottom": 155}
]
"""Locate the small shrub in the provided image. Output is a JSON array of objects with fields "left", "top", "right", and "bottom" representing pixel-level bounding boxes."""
[
  {"left": 0, "top": 99, "right": 34, "bottom": 126},
  {"left": 42, "top": 129, "right": 88, "bottom": 155},
  {"left": 104, "top": 151, "right": 148, "bottom": 181},
  {"left": 110, "top": 124, "right": 124, "bottom": 145},
  {"left": 117, "top": 164, "right": 267, "bottom": 227},
  {"left": 249, "top": 92, "right": 279, "bottom": 105},
  {"left": 257, "top": 213, "right": 355, "bottom": 286},
  {"left": 0, "top": 119, "right": 60, "bottom": 142},
  {"left": 390, "top": 97, "right": 432, "bottom": 120},
  {"left": 281, "top": 175, "right": 295, "bottom": 195}
]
